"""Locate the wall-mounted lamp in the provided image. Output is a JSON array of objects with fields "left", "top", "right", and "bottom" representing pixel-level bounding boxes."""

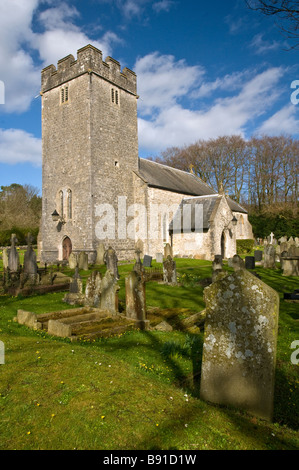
[
  {"left": 51, "top": 210, "right": 66, "bottom": 226},
  {"left": 231, "top": 216, "right": 238, "bottom": 227}
]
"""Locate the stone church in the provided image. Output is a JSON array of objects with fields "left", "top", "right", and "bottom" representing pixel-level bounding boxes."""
[{"left": 39, "top": 44, "right": 253, "bottom": 264}]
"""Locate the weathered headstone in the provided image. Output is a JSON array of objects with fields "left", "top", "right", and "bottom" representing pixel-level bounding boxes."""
[
  {"left": 68, "top": 252, "right": 78, "bottom": 269},
  {"left": 8, "top": 234, "right": 20, "bottom": 273},
  {"left": 288, "top": 244, "right": 299, "bottom": 257},
  {"left": 133, "top": 248, "right": 144, "bottom": 276},
  {"left": 100, "top": 269, "right": 119, "bottom": 315},
  {"left": 212, "top": 255, "right": 223, "bottom": 282},
  {"left": 282, "top": 256, "right": 299, "bottom": 277},
  {"left": 2, "top": 247, "right": 9, "bottom": 269},
  {"left": 254, "top": 250, "right": 263, "bottom": 262},
  {"left": 200, "top": 269, "right": 279, "bottom": 421},
  {"left": 63, "top": 267, "right": 84, "bottom": 305},
  {"left": 125, "top": 270, "right": 148, "bottom": 330},
  {"left": 156, "top": 253, "right": 163, "bottom": 263},
  {"left": 164, "top": 243, "right": 173, "bottom": 258},
  {"left": 78, "top": 251, "right": 88, "bottom": 271},
  {"left": 96, "top": 242, "right": 106, "bottom": 265},
  {"left": 85, "top": 271, "right": 102, "bottom": 307},
  {"left": 103, "top": 246, "right": 119, "bottom": 280},
  {"left": 245, "top": 256, "right": 255, "bottom": 270},
  {"left": 143, "top": 255, "right": 152, "bottom": 268},
  {"left": 23, "top": 233, "right": 38, "bottom": 275},
  {"left": 231, "top": 254, "right": 245, "bottom": 271},
  {"left": 163, "top": 255, "right": 177, "bottom": 284},
  {"left": 263, "top": 244, "right": 276, "bottom": 269}
]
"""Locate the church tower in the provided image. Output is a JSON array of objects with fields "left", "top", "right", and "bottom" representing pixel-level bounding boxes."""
[{"left": 40, "top": 45, "right": 139, "bottom": 263}]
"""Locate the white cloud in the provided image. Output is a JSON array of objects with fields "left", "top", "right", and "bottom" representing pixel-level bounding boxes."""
[
  {"left": 257, "top": 105, "right": 299, "bottom": 136},
  {"left": 152, "top": 1, "right": 176, "bottom": 13},
  {"left": 0, "top": 129, "right": 42, "bottom": 166},
  {"left": 135, "top": 52, "right": 205, "bottom": 116},
  {"left": 137, "top": 61, "right": 286, "bottom": 152},
  {"left": 250, "top": 34, "right": 281, "bottom": 55}
]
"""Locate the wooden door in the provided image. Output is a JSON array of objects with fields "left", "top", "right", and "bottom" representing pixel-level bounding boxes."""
[{"left": 63, "top": 237, "right": 72, "bottom": 260}]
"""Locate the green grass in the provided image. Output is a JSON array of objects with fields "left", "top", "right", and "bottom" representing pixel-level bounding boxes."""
[{"left": 0, "top": 258, "right": 298, "bottom": 450}]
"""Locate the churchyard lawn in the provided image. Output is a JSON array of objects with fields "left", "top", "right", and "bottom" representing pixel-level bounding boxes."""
[{"left": 0, "top": 257, "right": 298, "bottom": 450}]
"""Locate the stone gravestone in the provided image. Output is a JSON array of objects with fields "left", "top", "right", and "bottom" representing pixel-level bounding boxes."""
[
  {"left": 68, "top": 252, "right": 78, "bottom": 269},
  {"left": 282, "top": 256, "right": 299, "bottom": 277},
  {"left": 231, "top": 254, "right": 245, "bottom": 271},
  {"left": 164, "top": 243, "right": 173, "bottom": 258},
  {"left": 200, "top": 269, "right": 279, "bottom": 421},
  {"left": 23, "top": 233, "right": 38, "bottom": 275},
  {"left": 156, "top": 253, "right": 163, "bottom": 263},
  {"left": 103, "top": 246, "right": 120, "bottom": 280},
  {"left": 78, "top": 251, "right": 88, "bottom": 271},
  {"left": 2, "top": 247, "right": 9, "bottom": 270},
  {"left": 143, "top": 255, "right": 152, "bottom": 268},
  {"left": 96, "top": 243, "right": 106, "bottom": 265},
  {"left": 212, "top": 255, "right": 223, "bottom": 282},
  {"left": 85, "top": 271, "right": 102, "bottom": 307},
  {"left": 254, "top": 250, "right": 263, "bottom": 262},
  {"left": 288, "top": 244, "right": 299, "bottom": 257},
  {"left": 125, "top": 270, "right": 149, "bottom": 330},
  {"left": 133, "top": 248, "right": 144, "bottom": 276},
  {"left": 245, "top": 256, "right": 255, "bottom": 270},
  {"left": 264, "top": 245, "right": 276, "bottom": 269},
  {"left": 100, "top": 270, "right": 120, "bottom": 315},
  {"left": 8, "top": 234, "right": 20, "bottom": 273},
  {"left": 63, "top": 267, "right": 84, "bottom": 305},
  {"left": 163, "top": 255, "right": 177, "bottom": 285}
]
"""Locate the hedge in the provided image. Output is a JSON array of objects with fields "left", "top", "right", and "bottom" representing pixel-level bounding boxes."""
[
  {"left": 0, "top": 227, "right": 39, "bottom": 246},
  {"left": 236, "top": 239, "right": 255, "bottom": 255}
]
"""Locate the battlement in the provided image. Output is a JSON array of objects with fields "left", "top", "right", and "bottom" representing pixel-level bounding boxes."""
[{"left": 41, "top": 44, "right": 137, "bottom": 95}]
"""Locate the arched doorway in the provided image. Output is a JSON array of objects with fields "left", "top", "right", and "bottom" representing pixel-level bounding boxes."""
[{"left": 63, "top": 237, "right": 72, "bottom": 260}]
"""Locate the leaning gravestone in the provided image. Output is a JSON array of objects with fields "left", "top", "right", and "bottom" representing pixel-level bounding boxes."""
[
  {"left": 125, "top": 270, "right": 148, "bottom": 330},
  {"left": 200, "top": 269, "right": 279, "bottom": 421}
]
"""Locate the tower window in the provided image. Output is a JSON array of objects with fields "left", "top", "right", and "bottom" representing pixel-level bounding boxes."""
[
  {"left": 111, "top": 88, "right": 119, "bottom": 106},
  {"left": 67, "top": 189, "right": 72, "bottom": 219},
  {"left": 61, "top": 86, "right": 69, "bottom": 104}
]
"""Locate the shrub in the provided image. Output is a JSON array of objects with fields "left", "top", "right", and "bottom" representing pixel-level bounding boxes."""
[{"left": 236, "top": 239, "right": 255, "bottom": 255}]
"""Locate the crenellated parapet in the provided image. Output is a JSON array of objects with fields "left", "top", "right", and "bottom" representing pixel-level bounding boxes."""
[{"left": 41, "top": 44, "right": 137, "bottom": 95}]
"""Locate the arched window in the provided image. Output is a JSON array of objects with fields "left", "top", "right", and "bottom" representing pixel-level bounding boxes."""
[
  {"left": 67, "top": 189, "right": 72, "bottom": 220},
  {"left": 59, "top": 190, "right": 64, "bottom": 217}
]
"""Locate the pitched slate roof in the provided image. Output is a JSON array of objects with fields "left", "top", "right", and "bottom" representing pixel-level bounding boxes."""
[
  {"left": 137, "top": 158, "right": 216, "bottom": 196},
  {"left": 137, "top": 158, "right": 248, "bottom": 215}
]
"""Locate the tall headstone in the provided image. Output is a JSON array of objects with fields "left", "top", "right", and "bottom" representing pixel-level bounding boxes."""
[
  {"left": 125, "top": 270, "right": 148, "bottom": 330},
  {"left": 23, "top": 233, "right": 38, "bottom": 275},
  {"left": 133, "top": 249, "right": 144, "bottom": 276},
  {"left": 78, "top": 251, "right": 88, "bottom": 271},
  {"left": 2, "top": 247, "right": 9, "bottom": 270},
  {"left": 103, "top": 246, "right": 120, "bottom": 280},
  {"left": 68, "top": 252, "right": 78, "bottom": 269},
  {"left": 8, "top": 234, "right": 20, "bottom": 273},
  {"left": 85, "top": 271, "right": 102, "bottom": 307},
  {"left": 245, "top": 256, "right": 255, "bottom": 270},
  {"left": 254, "top": 250, "right": 263, "bottom": 262},
  {"left": 164, "top": 243, "right": 173, "bottom": 258},
  {"left": 264, "top": 244, "right": 276, "bottom": 269},
  {"left": 200, "top": 269, "right": 279, "bottom": 421},
  {"left": 100, "top": 270, "right": 119, "bottom": 315},
  {"left": 96, "top": 242, "right": 106, "bottom": 265}
]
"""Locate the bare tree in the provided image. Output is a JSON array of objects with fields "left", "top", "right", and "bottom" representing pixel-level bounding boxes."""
[{"left": 246, "top": 1, "right": 299, "bottom": 48}]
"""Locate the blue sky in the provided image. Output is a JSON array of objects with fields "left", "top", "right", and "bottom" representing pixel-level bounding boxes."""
[{"left": 0, "top": 0, "right": 298, "bottom": 194}]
